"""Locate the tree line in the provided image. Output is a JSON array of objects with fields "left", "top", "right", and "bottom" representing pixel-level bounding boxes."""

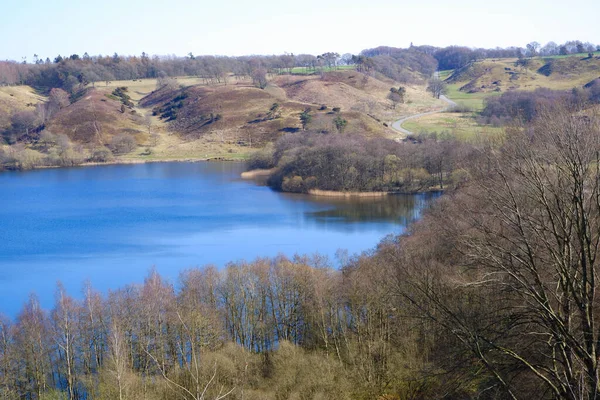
[
  {"left": 411, "top": 40, "right": 600, "bottom": 71},
  {"left": 3, "top": 40, "right": 597, "bottom": 92},
  {"left": 0, "top": 254, "right": 440, "bottom": 400},
  {"left": 0, "top": 52, "right": 349, "bottom": 91}
]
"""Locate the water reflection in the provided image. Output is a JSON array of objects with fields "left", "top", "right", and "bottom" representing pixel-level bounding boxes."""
[{"left": 302, "top": 192, "right": 439, "bottom": 224}]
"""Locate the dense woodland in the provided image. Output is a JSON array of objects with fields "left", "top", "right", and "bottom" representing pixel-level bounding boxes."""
[{"left": 250, "top": 132, "right": 472, "bottom": 193}]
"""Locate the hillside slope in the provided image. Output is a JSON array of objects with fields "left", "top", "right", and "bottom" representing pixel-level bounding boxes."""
[
  {"left": 404, "top": 54, "right": 600, "bottom": 141},
  {"left": 0, "top": 86, "right": 45, "bottom": 130},
  {"left": 447, "top": 55, "right": 600, "bottom": 95},
  {"left": 138, "top": 71, "right": 441, "bottom": 146},
  {"left": 1, "top": 69, "right": 447, "bottom": 166},
  {"left": 47, "top": 88, "right": 147, "bottom": 145}
]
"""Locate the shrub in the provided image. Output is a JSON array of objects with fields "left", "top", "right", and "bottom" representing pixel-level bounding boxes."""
[
  {"left": 445, "top": 104, "right": 472, "bottom": 113},
  {"left": 112, "top": 87, "right": 134, "bottom": 108},
  {"left": 333, "top": 115, "right": 348, "bottom": 133},
  {"left": 248, "top": 144, "right": 275, "bottom": 170},
  {"left": 481, "top": 88, "right": 570, "bottom": 124},
  {"left": 281, "top": 175, "right": 306, "bottom": 193},
  {"left": 299, "top": 108, "right": 312, "bottom": 130},
  {"left": 0, "top": 147, "right": 6, "bottom": 169},
  {"left": 37, "top": 131, "right": 57, "bottom": 151},
  {"left": 2, "top": 145, "right": 44, "bottom": 169},
  {"left": 110, "top": 133, "right": 137, "bottom": 155},
  {"left": 90, "top": 146, "right": 114, "bottom": 162}
]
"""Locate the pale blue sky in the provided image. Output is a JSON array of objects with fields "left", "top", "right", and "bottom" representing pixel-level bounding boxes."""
[{"left": 2, "top": 0, "right": 598, "bottom": 61}]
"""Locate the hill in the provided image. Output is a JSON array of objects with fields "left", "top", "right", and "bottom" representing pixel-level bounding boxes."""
[
  {"left": 1, "top": 68, "right": 445, "bottom": 169},
  {"left": 274, "top": 71, "right": 444, "bottom": 122},
  {"left": 0, "top": 86, "right": 45, "bottom": 131},
  {"left": 447, "top": 55, "right": 600, "bottom": 98},
  {"left": 403, "top": 54, "right": 600, "bottom": 140},
  {"left": 47, "top": 87, "right": 147, "bottom": 145},
  {"left": 138, "top": 71, "right": 444, "bottom": 147}
]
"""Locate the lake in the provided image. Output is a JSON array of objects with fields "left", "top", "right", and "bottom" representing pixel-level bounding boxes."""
[{"left": 0, "top": 162, "right": 438, "bottom": 317}]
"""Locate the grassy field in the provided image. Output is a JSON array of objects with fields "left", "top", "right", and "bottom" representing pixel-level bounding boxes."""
[
  {"left": 444, "top": 84, "right": 500, "bottom": 111},
  {"left": 274, "top": 71, "right": 446, "bottom": 135},
  {"left": 440, "top": 53, "right": 600, "bottom": 112},
  {"left": 96, "top": 70, "right": 451, "bottom": 158},
  {"left": 410, "top": 52, "right": 600, "bottom": 141},
  {"left": 438, "top": 70, "right": 453, "bottom": 80},
  {"left": 403, "top": 112, "right": 503, "bottom": 142},
  {"left": 0, "top": 86, "right": 46, "bottom": 129},
  {"left": 111, "top": 107, "right": 256, "bottom": 162},
  {"left": 96, "top": 76, "right": 207, "bottom": 100},
  {"left": 0, "top": 64, "right": 518, "bottom": 161},
  {"left": 406, "top": 64, "right": 504, "bottom": 139},
  {"left": 541, "top": 51, "right": 600, "bottom": 59},
  {"left": 289, "top": 65, "right": 355, "bottom": 75},
  {"left": 87, "top": 76, "right": 264, "bottom": 161},
  {"left": 118, "top": 141, "right": 254, "bottom": 162}
]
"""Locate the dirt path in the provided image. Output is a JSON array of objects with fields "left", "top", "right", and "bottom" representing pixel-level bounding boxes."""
[
  {"left": 391, "top": 95, "right": 456, "bottom": 137},
  {"left": 391, "top": 73, "right": 457, "bottom": 138}
]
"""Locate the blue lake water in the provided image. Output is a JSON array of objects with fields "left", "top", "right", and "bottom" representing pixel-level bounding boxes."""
[{"left": 0, "top": 162, "right": 438, "bottom": 317}]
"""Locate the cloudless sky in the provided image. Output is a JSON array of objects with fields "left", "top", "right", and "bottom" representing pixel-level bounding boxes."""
[{"left": 1, "top": 0, "right": 598, "bottom": 61}]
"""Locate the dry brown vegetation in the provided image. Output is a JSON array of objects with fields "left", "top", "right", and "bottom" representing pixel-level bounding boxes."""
[
  {"left": 274, "top": 71, "right": 444, "bottom": 125},
  {"left": 155, "top": 83, "right": 304, "bottom": 143},
  {"left": 0, "top": 86, "right": 45, "bottom": 131},
  {"left": 0, "top": 59, "right": 445, "bottom": 168},
  {"left": 131, "top": 70, "right": 441, "bottom": 155},
  {"left": 448, "top": 56, "right": 600, "bottom": 95},
  {"left": 47, "top": 88, "right": 145, "bottom": 145}
]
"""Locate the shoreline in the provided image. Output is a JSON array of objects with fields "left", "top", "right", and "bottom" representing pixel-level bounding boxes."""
[
  {"left": 86, "top": 155, "right": 244, "bottom": 166},
  {"left": 1, "top": 156, "right": 245, "bottom": 173},
  {"left": 308, "top": 189, "right": 390, "bottom": 198},
  {"left": 240, "top": 168, "right": 276, "bottom": 179},
  {"left": 240, "top": 170, "right": 443, "bottom": 197}
]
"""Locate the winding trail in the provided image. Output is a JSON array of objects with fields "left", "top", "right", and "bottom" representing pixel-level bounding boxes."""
[{"left": 391, "top": 72, "right": 457, "bottom": 138}]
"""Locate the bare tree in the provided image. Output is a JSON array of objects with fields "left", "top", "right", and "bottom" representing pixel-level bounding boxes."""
[
  {"left": 251, "top": 68, "right": 268, "bottom": 89},
  {"left": 144, "top": 269, "right": 234, "bottom": 400},
  {"left": 106, "top": 309, "right": 130, "bottom": 400},
  {"left": 526, "top": 41, "right": 541, "bottom": 57},
  {"left": 52, "top": 283, "right": 79, "bottom": 400},
  {"left": 0, "top": 315, "right": 16, "bottom": 398},
  {"left": 397, "top": 106, "right": 600, "bottom": 399},
  {"left": 15, "top": 295, "right": 50, "bottom": 399},
  {"left": 426, "top": 77, "right": 447, "bottom": 99},
  {"left": 47, "top": 88, "right": 70, "bottom": 118}
]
